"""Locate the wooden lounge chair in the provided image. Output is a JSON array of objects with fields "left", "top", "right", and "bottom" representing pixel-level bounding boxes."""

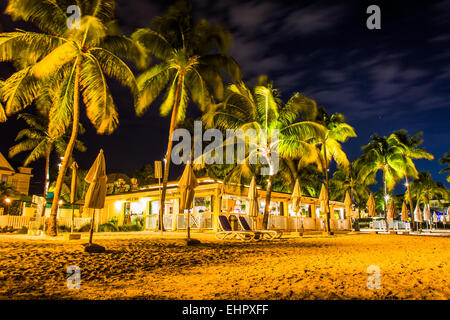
[
  {"left": 237, "top": 215, "right": 282, "bottom": 240},
  {"left": 215, "top": 215, "right": 257, "bottom": 241}
]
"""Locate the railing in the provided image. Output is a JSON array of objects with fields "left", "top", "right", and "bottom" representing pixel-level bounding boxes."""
[
  {"left": 145, "top": 215, "right": 174, "bottom": 231},
  {"left": 0, "top": 215, "right": 91, "bottom": 230},
  {"left": 177, "top": 213, "right": 214, "bottom": 230},
  {"left": 57, "top": 217, "right": 92, "bottom": 229},
  {"left": 373, "top": 220, "right": 411, "bottom": 231}
]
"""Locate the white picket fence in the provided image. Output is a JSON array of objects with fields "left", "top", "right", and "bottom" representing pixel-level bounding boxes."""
[{"left": 0, "top": 215, "right": 91, "bottom": 230}]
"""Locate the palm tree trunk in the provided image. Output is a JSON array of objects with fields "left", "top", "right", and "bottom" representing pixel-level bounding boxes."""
[
  {"left": 262, "top": 174, "right": 273, "bottom": 229},
  {"left": 40, "top": 147, "right": 51, "bottom": 217},
  {"left": 323, "top": 143, "right": 332, "bottom": 234},
  {"left": 46, "top": 61, "right": 81, "bottom": 236},
  {"left": 159, "top": 74, "right": 184, "bottom": 231},
  {"left": 382, "top": 167, "right": 390, "bottom": 232}
]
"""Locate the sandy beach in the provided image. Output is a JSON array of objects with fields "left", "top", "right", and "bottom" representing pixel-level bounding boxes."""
[{"left": 0, "top": 232, "right": 449, "bottom": 300}]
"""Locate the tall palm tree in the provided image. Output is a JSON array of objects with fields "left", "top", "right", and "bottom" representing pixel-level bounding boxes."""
[
  {"left": 1, "top": 0, "right": 143, "bottom": 235},
  {"left": 329, "top": 161, "right": 370, "bottom": 212},
  {"left": 389, "top": 130, "right": 434, "bottom": 221},
  {"left": 132, "top": 0, "right": 241, "bottom": 230},
  {"left": 439, "top": 151, "right": 450, "bottom": 183},
  {"left": 203, "top": 79, "right": 325, "bottom": 229},
  {"left": 314, "top": 110, "right": 356, "bottom": 233},
  {"left": 358, "top": 134, "right": 408, "bottom": 231},
  {"left": 409, "top": 172, "right": 448, "bottom": 206},
  {"left": 8, "top": 113, "right": 86, "bottom": 201}
]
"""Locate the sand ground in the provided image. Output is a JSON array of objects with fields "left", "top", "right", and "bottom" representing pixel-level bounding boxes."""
[{"left": 0, "top": 232, "right": 448, "bottom": 300}]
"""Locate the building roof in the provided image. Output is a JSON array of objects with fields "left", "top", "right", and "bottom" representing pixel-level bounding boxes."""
[{"left": 0, "top": 152, "right": 14, "bottom": 172}]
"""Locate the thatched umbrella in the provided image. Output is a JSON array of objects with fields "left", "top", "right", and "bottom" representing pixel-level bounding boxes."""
[
  {"left": 387, "top": 199, "right": 396, "bottom": 221},
  {"left": 248, "top": 176, "right": 259, "bottom": 229},
  {"left": 70, "top": 161, "right": 78, "bottom": 233},
  {"left": 401, "top": 201, "right": 409, "bottom": 222},
  {"left": 344, "top": 191, "right": 352, "bottom": 219},
  {"left": 179, "top": 163, "right": 198, "bottom": 243},
  {"left": 414, "top": 202, "right": 423, "bottom": 222},
  {"left": 367, "top": 193, "right": 376, "bottom": 217},
  {"left": 84, "top": 150, "right": 107, "bottom": 251},
  {"left": 291, "top": 179, "right": 302, "bottom": 232},
  {"left": 423, "top": 204, "right": 431, "bottom": 229},
  {"left": 318, "top": 183, "right": 330, "bottom": 232}
]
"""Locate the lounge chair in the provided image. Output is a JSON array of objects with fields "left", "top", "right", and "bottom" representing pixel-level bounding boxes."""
[
  {"left": 237, "top": 215, "right": 282, "bottom": 240},
  {"left": 215, "top": 215, "right": 257, "bottom": 241}
]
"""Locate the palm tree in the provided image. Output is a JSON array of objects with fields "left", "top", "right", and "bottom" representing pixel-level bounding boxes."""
[
  {"left": 203, "top": 79, "right": 325, "bottom": 229},
  {"left": 132, "top": 0, "right": 241, "bottom": 230},
  {"left": 0, "top": 80, "right": 6, "bottom": 122},
  {"left": 1, "top": 0, "right": 143, "bottom": 236},
  {"left": 314, "top": 110, "right": 356, "bottom": 233},
  {"left": 439, "top": 151, "right": 450, "bottom": 183},
  {"left": 329, "top": 161, "right": 370, "bottom": 213},
  {"left": 8, "top": 113, "right": 86, "bottom": 201},
  {"left": 389, "top": 130, "right": 434, "bottom": 222},
  {"left": 358, "top": 134, "right": 408, "bottom": 231},
  {"left": 409, "top": 172, "right": 448, "bottom": 206}
]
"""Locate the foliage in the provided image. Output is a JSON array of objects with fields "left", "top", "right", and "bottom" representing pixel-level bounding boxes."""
[
  {"left": 409, "top": 171, "right": 448, "bottom": 205},
  {"left": 132, "top": 163, "right": 158, "bottom": 186},
  {"left": 118, "top": 223, "right": 142, "bottom": 232},
  {"left": 98, "top": 222, "right": 118, "bottom": 232},
  {"left": 439, "top": 151, "right": 450, "bottom": 183}
]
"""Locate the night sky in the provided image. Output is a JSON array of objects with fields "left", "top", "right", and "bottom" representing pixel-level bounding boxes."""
[{"left": 0, "top": 0, "right": 449, "bottom": 194}]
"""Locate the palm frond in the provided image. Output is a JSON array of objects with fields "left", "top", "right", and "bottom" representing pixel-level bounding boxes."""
[
  {"left": 136, "top": 62, "right": 171, "bottom": 116},
  {"left": 80, "top": 54, "right": 118, "bottom": 134}
]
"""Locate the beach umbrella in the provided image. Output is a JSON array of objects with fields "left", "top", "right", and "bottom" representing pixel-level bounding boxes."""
[
  {"left": 70, "top": 161, "right": 78, "bottom": 233},
  {"left": 291, "top": 179, "right": 302, "bottom": 232},
  {"left": 292, "top": 179, "right": 301, "bottom": 213},
  {"left": 318, "top": 183, "right": 329, "bottom": 214},
  {"left": 179, "top": 163, "right": 198, "bottom": 241},
  {"left": 85, "top": 149, "right": 107, "bottom": 247},
  {"left": 423, "top": 204, "right": 431, "bottom": 222},
  {"left": 367, "top": 193, "right": 376, "bottom": 217},
  {"left": 401, "top": 201, "right": 409, "bottom": 222},
  {"left": 414, "top": 202, "right": 423, "bottom": 222},
  {"left": 248, "top": 176, "right": 259, "bottom": 229},
  {"left": 344, "top": 191, "right": 352, "bottom": 219},
  {"left": 387, "top": 199, "right": 396, "bottom": 221}
]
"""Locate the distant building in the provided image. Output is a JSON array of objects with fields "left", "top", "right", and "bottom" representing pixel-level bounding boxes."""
[{"left": 0, "top": 152, "right": 33, "bottom": 195}]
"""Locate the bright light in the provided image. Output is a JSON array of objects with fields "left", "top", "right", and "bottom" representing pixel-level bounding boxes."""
[
  {"left": 384, "top": 195, "right": 390, "bottom": 201},
  {"left": 4, "top": 198, "right": 11, "bottom": 204},
  {"left": 58, "top": 200, "right": 63, "bottom": 205},
  {"left": 114, "top": 201, "right": 124, "bottom": 211},
  {"left": 404, "top": 182, "right": 409, "bottom": 187}
]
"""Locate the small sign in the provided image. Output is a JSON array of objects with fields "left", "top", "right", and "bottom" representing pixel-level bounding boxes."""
[{"left": 155, "top": 161, "right": 162, "bottom": 179}]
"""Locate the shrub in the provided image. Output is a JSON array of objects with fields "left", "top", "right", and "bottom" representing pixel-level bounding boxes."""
[
  {"left": 118, "top": 223, "right": 142, "bottom": 232},
  {"left": 77, "top": 223, "right": 91, "bottom": 232},
  {"left": 57, "top": 225, "right": 71, "bottom": 232},
  {"left": 17, "top": 226, "right": 28, "bottom": 234},
  {"left": 108, "top": 216, "right": 119, "bottom": 226},
  {"left": 98, "top": 222, "right": 118, "bottom": 232}
]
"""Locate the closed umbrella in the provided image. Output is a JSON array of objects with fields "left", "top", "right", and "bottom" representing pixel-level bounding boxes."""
[
  {"left": 318, "top": 183, "right": 330, "bottom": 232},
  {"left": 84, "top": 150, "right": 107, "bottom": 250},
  {"left": 423, "top": 204, "right": 431, "bottom": 229},
  {"left": 414, "top": 202, "right": 423, "bottom": 222},
  {"left": 401, "top": 201, "right": 409, "bottom": 222},
  {"left": 344, "top": 191, "right": 352, "bottom": 219},
  {"left": 179, "top": 163, "right": 198, "bottom": 242},
  {"left": 387, "top": 199, "right": 396, "bottom": 221},
  {"left": 291, "top": 179, "right": 302, "bottom": 232},
  {"left": 423, "top": 204, "right": 431, "bottom": 221},
  {"left": 70, "top": 161, "right": 78, "bottom": 234},
  {"left": 367, "top": 193, "right": 376, "bottom": 217},
  {"left": 248, "top": 176, "right": 259, "bottom": 229}
]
